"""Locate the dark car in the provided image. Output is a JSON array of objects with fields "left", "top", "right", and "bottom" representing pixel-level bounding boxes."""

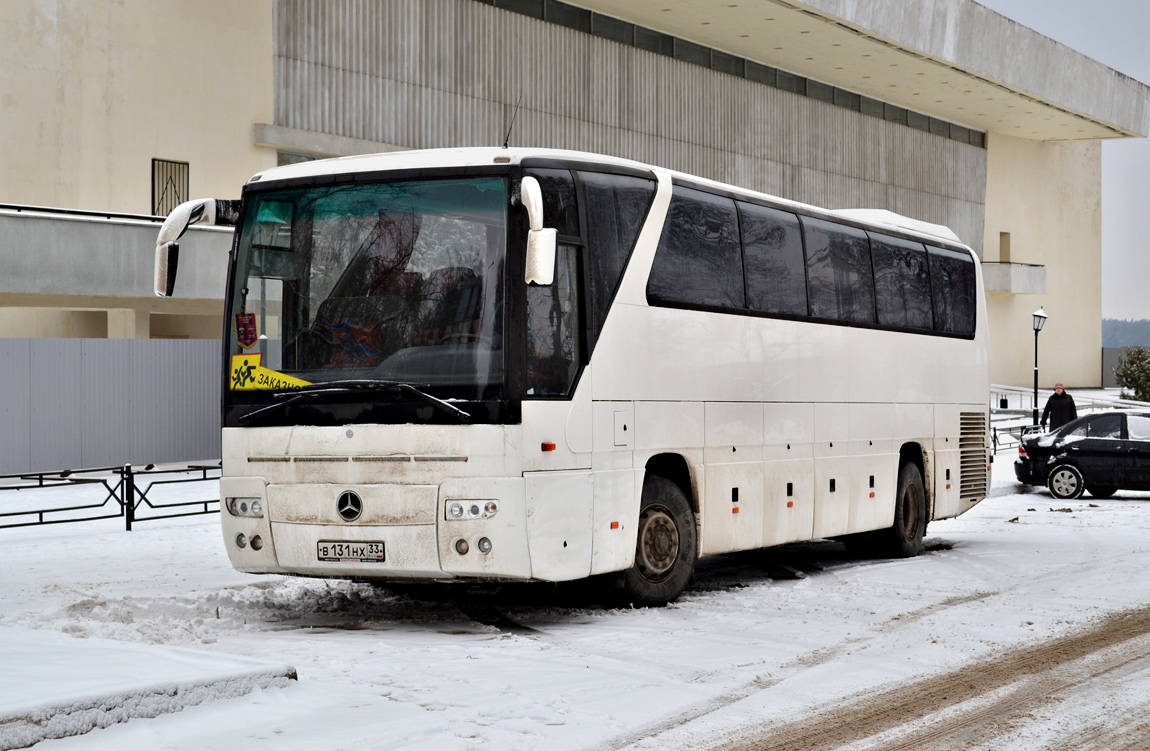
[{"left": 1014, "top": 411, "right": 1150, "bottom": 499}]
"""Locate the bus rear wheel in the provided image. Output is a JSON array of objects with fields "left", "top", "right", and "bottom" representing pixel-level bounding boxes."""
[
  {"left": 622, "top": 476, "right": 696, "bottom": 607},
  {"left": 877, "top": 462, "right": 926, "bottom": 558}
]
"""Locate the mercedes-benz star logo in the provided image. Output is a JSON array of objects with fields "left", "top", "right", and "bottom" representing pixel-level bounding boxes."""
[{"left": 337, "top": 491, "right": 362, "bottom": 521}]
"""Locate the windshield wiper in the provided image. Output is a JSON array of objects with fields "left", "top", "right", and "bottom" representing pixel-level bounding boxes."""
[{"left": 238, "top": 379, "right": 471, "bottom": 425}]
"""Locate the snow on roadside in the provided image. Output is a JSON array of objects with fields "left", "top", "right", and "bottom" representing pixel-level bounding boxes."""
[{"left": 3, "top": 462, "right": 1150, "bottom": 749}]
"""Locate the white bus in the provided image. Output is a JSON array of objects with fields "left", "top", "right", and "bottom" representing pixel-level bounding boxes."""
[{"left": 155, "top": 147, "right": 990, "bottom": 605}]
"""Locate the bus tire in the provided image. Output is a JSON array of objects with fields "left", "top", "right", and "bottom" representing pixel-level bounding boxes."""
[
  {"left": 879, "top": 462, "right": 927, "bottom": 558},
  {"left": 622, "top": 476, "right": 696, "bottom": 607}
]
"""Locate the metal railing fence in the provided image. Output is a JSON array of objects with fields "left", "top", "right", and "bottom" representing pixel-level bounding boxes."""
[{"left": 0, "top": 463, "right": 220, "bottom": 532}]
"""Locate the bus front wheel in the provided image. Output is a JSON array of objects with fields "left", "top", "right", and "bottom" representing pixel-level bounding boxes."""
[{"left": 622, "top": 476, "right": 697, "bottom": 607}]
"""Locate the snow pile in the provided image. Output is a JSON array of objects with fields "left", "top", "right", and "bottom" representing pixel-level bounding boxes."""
[
  {"left": 0, "top": 626, "right": 295, "bottom": 750},
  {"left": 0, "top": 670, "right": 294, "bottom": 750}
]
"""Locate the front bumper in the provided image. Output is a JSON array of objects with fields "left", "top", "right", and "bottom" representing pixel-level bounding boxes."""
[{"left": 219, "top": 475, "right": 532, "bottom": 581}]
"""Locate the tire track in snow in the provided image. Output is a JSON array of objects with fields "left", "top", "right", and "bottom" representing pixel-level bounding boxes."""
[{"left": 709, "top": 606, "right": 1150, "bottom": 751}]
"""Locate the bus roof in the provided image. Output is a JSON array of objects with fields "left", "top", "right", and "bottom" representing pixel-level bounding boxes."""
[{"left": 250, "top": 147, "right": 968, "bottom": 249}]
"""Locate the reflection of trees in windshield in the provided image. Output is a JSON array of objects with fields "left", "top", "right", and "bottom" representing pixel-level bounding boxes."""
[{"left": 234, "top": 178, "right": 507, "bottom": 397}]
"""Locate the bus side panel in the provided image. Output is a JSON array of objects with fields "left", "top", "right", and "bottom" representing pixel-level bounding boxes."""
[
  {"left": 812, "top": 403, "right": 851, "bottom": 538},
  {"left": 847, "top": 403, "right": 898, "bottom": 533},
  {"left": 701, "top": 402, "right": 766, "bottom": 555},
  {"left": 589, "top": 468, "right": 641, "bottom": 575},
  {"left": 763, "top": 403, "right": 815, "bottom": 546},
  {"left": 521, "top": 392, "right": 592, "bottom": 473},
  {"left": 701, "top": 462, "right": 764, "bottom": 555},
  {"left": 762, "top": 458, "right": 815, "bottom": 546},
  {"left": 524, "top": 470, "right": 593, "bottom": 581},
  {"left": 847, "top": 454, "right": 899, "bottom": 532},
  {"left": 932, "top": 405, "right": 963, "bottom": 519}
]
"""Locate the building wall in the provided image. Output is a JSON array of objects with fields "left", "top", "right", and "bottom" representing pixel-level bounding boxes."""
[
  {"left": 273, "top": 0, "right": 988, "bottom": 255},
  {"left": 0, "top": 0, "right": 1115, "bottom": 395},
  {"left": 0, "top": 211, "right": 233, "bottom": 339},
  {"left": 983, "top": 133, "right": 1103, "bottom": 387},
  {"left": 0, "top": 0, "right": 277, "bottom": 214}
]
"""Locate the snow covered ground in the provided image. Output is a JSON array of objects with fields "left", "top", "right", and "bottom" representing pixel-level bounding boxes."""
[{"left": 4, "top": 458, "right": 1150, "bottom": 750}]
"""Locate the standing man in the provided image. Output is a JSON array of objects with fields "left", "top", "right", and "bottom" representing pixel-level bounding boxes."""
[{"left": 1041, "top": 383, "right": 1077, "bottom": 431}]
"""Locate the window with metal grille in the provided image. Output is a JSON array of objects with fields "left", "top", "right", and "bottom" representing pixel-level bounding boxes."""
[{"left": 152, "top": 159, "right": 189, "bottom": 217}]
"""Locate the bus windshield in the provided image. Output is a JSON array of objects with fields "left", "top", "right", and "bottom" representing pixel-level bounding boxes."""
[{"left": 228, "top": 176, "right": 507, "bottom": 405}]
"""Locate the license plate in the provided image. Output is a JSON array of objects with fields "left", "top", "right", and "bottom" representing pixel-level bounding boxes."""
[{"left": 317, "top": 540, "right": 386, "bottom": 563}]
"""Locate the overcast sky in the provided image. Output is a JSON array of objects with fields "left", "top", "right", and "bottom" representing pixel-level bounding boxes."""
[{"left": 974, "top": 0, "right": 1150, "bottom": 320}]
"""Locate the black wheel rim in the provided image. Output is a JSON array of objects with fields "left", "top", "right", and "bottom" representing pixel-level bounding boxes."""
[{"left": 635, "top": 504, "right": 679, "bottom": 583}]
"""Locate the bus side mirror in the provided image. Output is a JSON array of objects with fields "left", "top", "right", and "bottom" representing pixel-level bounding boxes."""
[
  {"left": 155, "top": 241, "right": 179, "bottom": 297},
  {"left": 153, "top": 198, "right": 242, "bottom": 297},
  {"left": 520, "top": 176, "right": 556, "bottom": 286}
]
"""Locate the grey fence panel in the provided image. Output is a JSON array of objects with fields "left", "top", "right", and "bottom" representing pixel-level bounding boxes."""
[
  {"left": 81, "top": 338, "right": 132, "bottom": 468},
  {"left": 29, "top": 339, "right": 83, "bottom": 473},
  {"left": 0, "top": 339, "right": 222, "bottom": 474},
  {"left": 127, "top": 339, "right": 222, "bottom": 466},
  {"left": 0, "top": 340, "right": 31, "bottom": 473}
]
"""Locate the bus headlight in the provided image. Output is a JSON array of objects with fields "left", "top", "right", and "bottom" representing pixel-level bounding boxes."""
[
  {"left": 226, "top": 497, "right": 264, "bottom": 518},
  {"left": 445, "top": 500, "right": 499, "bottom": 520}
]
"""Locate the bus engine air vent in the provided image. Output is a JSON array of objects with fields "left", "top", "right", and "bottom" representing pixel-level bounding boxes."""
[{"left": 959, "top": 412, "right": 989, "bottom": 501}]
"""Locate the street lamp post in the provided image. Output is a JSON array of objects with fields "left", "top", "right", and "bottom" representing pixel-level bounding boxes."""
[{"left": 1032, "top": 308, "right": 1048, "bottom": 426}]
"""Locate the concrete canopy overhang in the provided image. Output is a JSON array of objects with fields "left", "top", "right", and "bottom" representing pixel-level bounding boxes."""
[{"left": 569, "top": 0, "right": 1150, "bottom": 141}]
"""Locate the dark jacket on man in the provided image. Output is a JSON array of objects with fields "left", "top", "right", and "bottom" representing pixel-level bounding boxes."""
[{"left": 1041, "top": 392, "right": 1077, "bottom": 431}]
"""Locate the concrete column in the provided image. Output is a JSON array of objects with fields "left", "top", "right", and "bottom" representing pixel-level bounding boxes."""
[{"left": 107, "top": 308, "right": 150, "bottom": 338}]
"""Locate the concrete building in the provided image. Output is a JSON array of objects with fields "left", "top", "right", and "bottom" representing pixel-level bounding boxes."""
[{"left": 2, "top": 0, "right": 1147, "bottom": 387}]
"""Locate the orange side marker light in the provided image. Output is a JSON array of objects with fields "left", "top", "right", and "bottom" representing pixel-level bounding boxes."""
[
  {"left": 541, "top": 442, "right": 556, "bottom": 452},
  {"left": 869, "top": 491, "right": 875, "bottom": 498},
  {"left": 610, "top": 521, "right": 619, "bottom": 529},
  {"left": 787, "top": 501, "right": 793, "bottom": 508},
  {"left": 732, "top": 507, "right": 740, "bottom": 514}
]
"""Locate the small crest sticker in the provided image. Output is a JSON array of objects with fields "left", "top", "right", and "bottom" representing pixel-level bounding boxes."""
[{"left": 235, "top": 312, "right": 258, "bottom": 349}]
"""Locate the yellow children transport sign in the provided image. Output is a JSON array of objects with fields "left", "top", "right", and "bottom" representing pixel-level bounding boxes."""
[{"left": 229, "top": 354, "right": 311, "bottom": 391}]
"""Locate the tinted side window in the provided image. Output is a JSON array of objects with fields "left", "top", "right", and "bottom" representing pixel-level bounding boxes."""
[
  {"left": 870, "top": 233, "right": 932, "bottom": 330},
  {"left": 579, "top": 171, "right": 655, "bottom": 338},
  {"left": 523, "top": 168, "right": 579, "bottom": 237},
  {"left": 1088, "top": 413, "right": 1123, "bottom": 439},
  {"left": 928, "top": 245, "right": 976, "bottom": 335},
  {"left": 647, "top": 186, "right": 744, "bottom": 309},
  {"left": 739, "top": 202, "right": 807, "bottom": 316},
  {"left": 801, "top": 216, "right": 875, "bottom": 323},
  {"left": 1129, "top": 415, "right": 1150, "bottom": 440}
]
